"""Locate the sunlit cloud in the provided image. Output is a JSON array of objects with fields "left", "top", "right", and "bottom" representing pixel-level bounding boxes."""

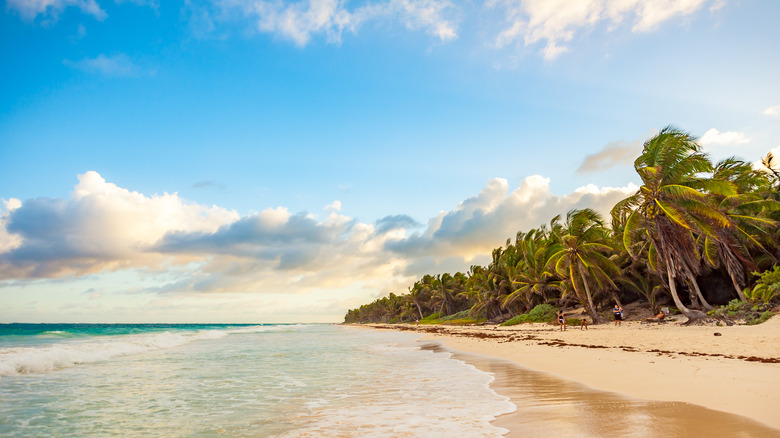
[
  {"left": 0, "top": 171, "right": 239, "bottom": 279},
  {"left": 0, "top": 172, "right": 636, "bottom": 302},
  {"left": 699, "top": 128, "right": 751, "bottom": 147},
  {"left": 490, "top": 0, "right": 711, "bottom": 60},
  {"left": 763, "top": 105, "right": 780, "bottom": 117},
  {"left": 216, "top": 0, "right": 458, "bottom": 46},
  {"left": 384, "top": 176, "right": 637, "bottom": 260}
]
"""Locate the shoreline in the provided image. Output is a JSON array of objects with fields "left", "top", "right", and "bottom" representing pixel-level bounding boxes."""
[{"left": 365, "top": 317, "right": 780, "bottom": 432}]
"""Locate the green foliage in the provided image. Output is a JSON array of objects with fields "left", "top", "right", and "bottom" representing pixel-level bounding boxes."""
[
  {"left": 746, "top": 311, "right": 774, "bottom": 326},
  {"left": 709, "top": 299, "right": 775, "bottom": 325},
  {"left": 438, "top": 310, "right": 471, "bottom": 321},
  {"left": 343, "top": 128, "right": 779, "bottom": 325},
  {"left": 500, "top": 304, "right": 557, "bottom": 326},
  {"left": 418, "top": 313, "right": 442, "bottom": 324},
  {"left": 499, "top": 315, "right": 525, "bottom": 326},
  {"left": 417, "top": 311, "right": 484, "bottom": 325},
  {"left": 743, "top": 266, "right": 780, "bottom": 304}
]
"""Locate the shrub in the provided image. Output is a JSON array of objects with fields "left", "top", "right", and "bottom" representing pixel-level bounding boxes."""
[
  {"left": 746, "top": 311, "right": 774, "bottom": 326},
  {"left": 710, "top": 298, "right": 775, "bottom": 325},
  {"left": 744, "top": 266, "right": 780, "bottom": 304},
  {"left": 438, "top": 310, "right": 471, "bottom": 321},
  {"left": 500, "top": 304, "right": 557, "bottom": 326}
]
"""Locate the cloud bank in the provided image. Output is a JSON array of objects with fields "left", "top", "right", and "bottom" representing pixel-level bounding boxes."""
[
  {"left": 215, "top": 0, "right": 458, "bottom": 46},
  {"left": 0, "top": 172, "right": 636, "bottom": 300},
  {"left": 490, "top": 0, "right": 712, "bottom": 59},
  {"left": 9, "top": 0, "right": 716, "bottom": 57}
]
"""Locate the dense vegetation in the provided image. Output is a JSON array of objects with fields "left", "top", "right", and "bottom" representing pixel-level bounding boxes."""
[{"left": 344, "top": 127, "right": 780, "bottom": 325}]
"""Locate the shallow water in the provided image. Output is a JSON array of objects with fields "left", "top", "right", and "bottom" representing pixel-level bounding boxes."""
[{"left": 0, "top": 324, "right": 513, "bottom": 437}]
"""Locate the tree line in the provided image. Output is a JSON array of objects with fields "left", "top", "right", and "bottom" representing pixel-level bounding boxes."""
[{"left": 344, "top": 127, "right": 780, "bottom": 325}]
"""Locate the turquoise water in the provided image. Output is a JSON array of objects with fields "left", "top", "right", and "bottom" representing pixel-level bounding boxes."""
[{"left": 0, "top": 324, "right": 514, "bottom": 437}]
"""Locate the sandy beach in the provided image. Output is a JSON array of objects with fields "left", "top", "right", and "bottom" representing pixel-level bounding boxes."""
[{"left": 367, "top": 316, "right": 780, "bottom": 433}]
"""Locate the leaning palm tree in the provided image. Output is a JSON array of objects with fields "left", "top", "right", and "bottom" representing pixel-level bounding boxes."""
[
  {"left": 546, "top": 208, "right": 620, "bottom": 323},
  {"left": 703, "top": 158, "right": 780, "bottom": 300},
  {"left": 612, "top": 126, "right": 733, "bottom": 323}
]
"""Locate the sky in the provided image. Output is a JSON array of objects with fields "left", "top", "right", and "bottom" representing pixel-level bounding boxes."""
[{"left": 1, "top": 0, "right": 779, "bottom": 323}]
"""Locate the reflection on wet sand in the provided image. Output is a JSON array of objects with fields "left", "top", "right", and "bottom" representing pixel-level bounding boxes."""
[{"left": 422, "top": 343, "right": 780, "bottom": 438}]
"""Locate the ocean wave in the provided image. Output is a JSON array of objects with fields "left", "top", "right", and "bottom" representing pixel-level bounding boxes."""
[
  {"left": 0, "top": 329, "right": 229, "bottom": 376},
  {"left": 223, "top": 324, "right": 310, "bottom": 335}
]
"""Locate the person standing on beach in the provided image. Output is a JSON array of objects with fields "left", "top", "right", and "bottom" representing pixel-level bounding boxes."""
[
  {"left": 557, "top": 310, "right": 566, "bottom": 331},
  {"left": 613, "top": 304, "right": 623, "bottom": 326}
]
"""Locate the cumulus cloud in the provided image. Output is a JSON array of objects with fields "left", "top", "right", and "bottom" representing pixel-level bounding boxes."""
[
  {"left": 490, "top": 0, "right": 710, "bottom": 60},
  {"left": 0, "top": 171, "right": 239, "bottom": 279},
  {"left": 6, "top": 0, "right": 106, "bottom": 21},
  {"left": 212, "top": 0, "right": 458, "bottom": 46},
  {"left": 763, "top": 105, "right": 780, "bottom": 117},
  {"left": 384, "top": 176, "right": 637, "bottom": 259},
  {"left": 577, "top": 140, "right": 642, "bottom": 173},
  {"left": 63, "top": 54, "right": 147, "bottom": 77},
  {"left": 0, "top": 172, "right": 636, "bottom": 303},
  {"left": 699, "top": 128, "right": 751, "bottom": 147}
]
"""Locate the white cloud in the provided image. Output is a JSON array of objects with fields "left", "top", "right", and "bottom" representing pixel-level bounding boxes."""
[
  {"left": 0, "top": 171, "right": 239, "bottom": 278},
  {"left": 490, "top": 0, "right": 710, "bottom": 59},
  {"left": 1, "top": 172, "right": 637, "bottom": 321},
  {"left": 7, "top": 0, "right": 106, "bottom": 21},
  {"left": 63, "top": 54, "right": 147, "bottom": 77},
  {"left": 214, "top": 0, "right": 458, "bottom": 46},
  {"left": 385, "top": 176, "right": 637, "bottom": 259},
  {"left": 324, "top": 200, "right": 342, "bottom": 212},
  {"left": 699, "top": 128, "right": 751, "bottom": 147},
  {"left": 763, "top": 105, "right": 780, "bottom": 117}
]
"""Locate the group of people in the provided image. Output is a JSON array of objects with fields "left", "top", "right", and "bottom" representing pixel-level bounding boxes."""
[
  {"left": 555, "top": 304, "right": 668, "bottom": 331},
  {"left": 556, "top": 310, "right": 588, "bottom": 331}
]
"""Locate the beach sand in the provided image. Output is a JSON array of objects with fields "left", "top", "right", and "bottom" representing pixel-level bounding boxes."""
[{"left": 367, "top": 316, "right": 780, "bottom": 435}]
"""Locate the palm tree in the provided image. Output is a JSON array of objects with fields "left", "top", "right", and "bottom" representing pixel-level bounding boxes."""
[
  {"left": 429, "top": 273, "right": 463, "bottom": 317},
  {"left": 406, "top": 281, "right": 430, "bottom": 321},
  {"left": 546, "top": 208, "right": 619, "bottom": 323},
  {"left": 503, "top": 228, "right": 564, "bottom": 311},
  {"left": 702, "top": 159, "right": 779, "bottom": 300},
  {"left": 612, "top": 126, "right": 732, "bottom": 322},
  {"left": 463, "top": 265, "right": 504, "bottom": 320}
]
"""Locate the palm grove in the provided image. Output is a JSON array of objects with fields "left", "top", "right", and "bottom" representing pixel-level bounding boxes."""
[{"left": 344, "top": 127, "right": 780, "bottom": 325}]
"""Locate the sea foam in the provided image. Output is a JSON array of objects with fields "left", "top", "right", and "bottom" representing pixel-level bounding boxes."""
[{"left": 0, "top": 329, "right": 229, "bottom": 376}]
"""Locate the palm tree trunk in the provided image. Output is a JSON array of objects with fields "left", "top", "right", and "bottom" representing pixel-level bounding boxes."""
[
  {"left": 578, "top": 268, "right": 604, "bottom": 323},
  {"left": 728, "top": 270, "right": 748, "bottom": 302},
  {"left": 664, "top": 254, "right": 710, "bottom": 324},
  {"left": 414, "top": 301, "right": 424, "bottom": 320},
  {"left": 688, "top": 274, "right": 714, "bottom": 311}
]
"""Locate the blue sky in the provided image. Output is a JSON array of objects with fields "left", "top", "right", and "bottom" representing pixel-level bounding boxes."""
[{"left": 1, "top": 0, "right": 779, "bottom": 323}]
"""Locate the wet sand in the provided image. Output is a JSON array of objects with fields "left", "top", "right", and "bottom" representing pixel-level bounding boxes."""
[
  {"left": 366, "top": 318, "right": 780, "bottom": 435},
  {"left": 426, "top": 344, "right": 780, "bottom": 437}
]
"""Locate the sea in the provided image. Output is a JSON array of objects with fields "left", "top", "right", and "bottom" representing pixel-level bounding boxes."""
[
  {"left": 2, "top": 323, "right": 778, "bottom": 438},
  {"left": 0, "top": 323, "right": 515, "bottom": 437}
]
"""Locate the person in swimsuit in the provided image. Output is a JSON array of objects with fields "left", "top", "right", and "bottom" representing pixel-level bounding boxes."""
[
  {"left": 557, "top": 310, "right": 566, "bottom": 331},
  {"left": 613, "top": 304, "right": 623, "bottom": 326}
]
